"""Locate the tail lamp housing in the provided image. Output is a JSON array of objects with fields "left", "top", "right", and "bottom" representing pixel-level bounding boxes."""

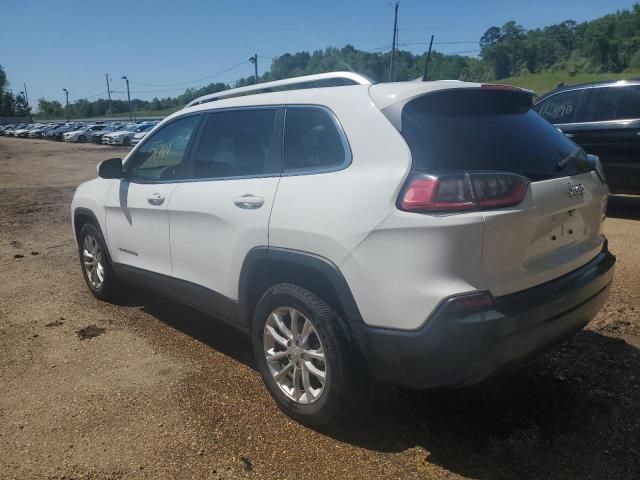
[{"left": 399, "top": 172, "right": 529, "bottom": 213}]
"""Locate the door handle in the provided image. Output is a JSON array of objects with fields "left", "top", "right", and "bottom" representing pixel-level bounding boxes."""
[
  {"left": 564, "top": 133, "right": 574, "bottom": 138},
  {"left": 233, "top": 194, "right": 264, "bottom": 209},
  {"left": 147, "top": 193, "right": 165, "bottom": 206}
]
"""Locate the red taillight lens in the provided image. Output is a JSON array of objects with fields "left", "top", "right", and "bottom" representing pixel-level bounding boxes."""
[
  {"left": 471, "top": 173, "right": 528, "bottom": 209},
  {"left": 400, "top": 173, "right": 528, "bottom": 212},
  {"left": 401, "top": 176, "right": 475, "bottom": 211}
]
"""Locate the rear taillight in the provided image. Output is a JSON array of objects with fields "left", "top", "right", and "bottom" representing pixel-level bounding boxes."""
[{"left": 399, "top": 172, "right": 528, "bottom": 213}]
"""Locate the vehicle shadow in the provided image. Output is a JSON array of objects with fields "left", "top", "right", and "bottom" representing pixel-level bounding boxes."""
[
  {"left": 321, "top": 329, "right": 640, "bottom": 480},
  {"left": 607, "top": 194, "right": 640, "bottom": 220},
  {"left": 125, "top": 289, "right": 256, "bottom": 369},
  {"left": 119, "top": 289, "right": 639, "bottom": 479}
]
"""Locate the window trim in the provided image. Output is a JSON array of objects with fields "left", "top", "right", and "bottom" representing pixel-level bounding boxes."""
[
  {"left": 124, "top": 112, "right": 203, "bottom": 184},
  {"left": 282, "top": 104, "right": 352, "bottom": 177},
  {"left": 182, "top": 105, "right": 284, "bottom": 182},
  {"left": 122, "top": 104, "right": 352, "bottom": 184}
]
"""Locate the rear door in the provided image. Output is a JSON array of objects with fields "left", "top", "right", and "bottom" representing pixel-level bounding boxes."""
[
  {"left": 167, "top": 107, "right": 282, "bottom": 321},
  {"left": 398, "top": 88, "right": 608, "bottom": 297}
]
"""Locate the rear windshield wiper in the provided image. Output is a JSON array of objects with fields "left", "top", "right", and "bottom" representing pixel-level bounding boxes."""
[{"left": 556, "top": 149, "right": 582, "bottom": 170}]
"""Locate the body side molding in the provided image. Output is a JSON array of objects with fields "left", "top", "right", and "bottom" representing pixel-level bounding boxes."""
[{"left": 112, "top": 263, "right": 241, "bottom": 331}]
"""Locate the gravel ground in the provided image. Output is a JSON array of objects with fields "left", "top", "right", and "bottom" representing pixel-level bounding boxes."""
[{"left": 0, "top": 137, "right": 638, "bottom": 480}]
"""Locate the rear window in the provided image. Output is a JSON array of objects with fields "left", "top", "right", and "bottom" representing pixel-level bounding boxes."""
[{"left": 398, "top": 89, "right": 590, "bottom": 179}]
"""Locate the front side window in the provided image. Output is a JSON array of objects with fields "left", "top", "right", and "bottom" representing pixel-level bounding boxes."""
[
  {"left": 191, "top": 109, "right": 278, "bottom": 179},
  {"left": 284, "top": 107, "right": 348, "bottom": 172},
  {"left": 588, "top": 85, "right": 640, "bottom": 122},
  {"left": 127, "top": 115, "right": 199, "bottom": 182},
  {"left": 534, "top": 89, "right": 582, "bottom": 124}
]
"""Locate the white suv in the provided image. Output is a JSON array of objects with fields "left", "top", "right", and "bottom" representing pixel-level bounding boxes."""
[{"left": 71, "top": 72, "right": 615, "bottom": 425}]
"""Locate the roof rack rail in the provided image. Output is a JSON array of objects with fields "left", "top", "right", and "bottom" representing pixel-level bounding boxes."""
[{"left": 185, "top": 71, "right": 373, "bottom": 108}]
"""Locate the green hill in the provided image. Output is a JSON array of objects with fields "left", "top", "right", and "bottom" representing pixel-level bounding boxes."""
[{"left": 501, "top": 71, "right": 640, "bottom": 96}]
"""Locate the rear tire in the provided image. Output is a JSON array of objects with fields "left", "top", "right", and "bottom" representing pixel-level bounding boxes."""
[
  {"left": 78, "top": 222, "right": 123, "bottom": 302},
  {"left": 252, "top": 283, "right": 365, "bottom": 426}
]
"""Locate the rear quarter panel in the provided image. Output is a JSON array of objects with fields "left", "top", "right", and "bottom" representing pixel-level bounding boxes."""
[{"left": 268, "top": 88, "right": 412, "bottom": 265}]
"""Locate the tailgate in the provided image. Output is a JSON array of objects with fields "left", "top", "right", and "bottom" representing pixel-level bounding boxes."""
[{"left": 482, "top": 171, "right": 608, "bottom": 296}]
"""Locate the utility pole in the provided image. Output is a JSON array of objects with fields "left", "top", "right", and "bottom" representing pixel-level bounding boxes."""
[
  {"left": 422, "top": 35, "right": 434, "bottom": 81},
  {"left": 62, "top": 88, "right": 69, "bottom": 121},
  {"left": 23, "top": 83, "right": 29, "bottom": 108},
  {"left": 105, "top": 74, "right": 112, "bottom": 113},
  {"left": 388, "top": 2, "right": 399, "bottom": 82},
  {"left": 249, "top": 54, "right": 258, "bottom": 84},
  {"left": 121, "top": 75, "right": 132, "bottom": 122}
]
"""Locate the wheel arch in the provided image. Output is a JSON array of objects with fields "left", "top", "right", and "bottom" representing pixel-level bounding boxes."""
[
  {"left": 73, "top": 207, "right": 101, "bottom": 243},
  {"left": 73, "top": 207, "right": 120, "bottom": 273},
  {"left": 237, "top": 247, "right": 365, "bottom": 331}
]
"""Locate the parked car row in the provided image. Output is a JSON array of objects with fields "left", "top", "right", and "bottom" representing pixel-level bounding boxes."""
[{"left": 0, "top": 120, "right": 159, "bottom": 146}]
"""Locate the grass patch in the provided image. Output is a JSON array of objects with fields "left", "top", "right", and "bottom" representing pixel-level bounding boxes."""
[{"left": 500, "top": 71, "right": 640, "bottom": 95}]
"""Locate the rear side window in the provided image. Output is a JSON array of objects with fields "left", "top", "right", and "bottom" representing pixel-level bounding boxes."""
[
  {"left": 534, "top": 90, "right": 582, "bottom": 123},
  {"left": 284, "top": 107, "right": 348, "bottom": 172},
  {"left": 587, "top": 85, "right": 640, "bottom": 122},
  {"left": 398, "top": 89, "right": 590, "bottom": 179},
  {"left": 192, "top": 109, "right": 279, "bottom": 179}
]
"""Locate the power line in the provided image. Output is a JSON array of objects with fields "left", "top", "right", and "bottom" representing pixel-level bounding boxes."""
[
  {"left": 129, "top": 60, "right": 249, "bottom": 88},
  {"left": 448, "top": 48, "right": 481, "bottom": 55},
  {"left": 365, "top": 44, "right": 392, "bottom": 52},
  {"left": 401, "top": 40, "right": 478, "bottom": 45}
]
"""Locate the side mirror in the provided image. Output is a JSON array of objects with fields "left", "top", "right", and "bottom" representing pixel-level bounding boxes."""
[{"left": 97, "top": 158, "right": 123, "bottom": 179}]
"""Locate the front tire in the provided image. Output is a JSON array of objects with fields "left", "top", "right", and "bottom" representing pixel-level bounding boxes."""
[
  {"left": 252, "top": 283, "right": 364, "bottom": 426},
  {"left": 78, "top": 135, "right": 87, "bottom": 143},
  {"left": 78, "top": 222, "right": 122, "bottom": 302}
]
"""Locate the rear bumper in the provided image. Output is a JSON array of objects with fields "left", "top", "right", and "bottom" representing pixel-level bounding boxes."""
[{"left": 353, "top": 247, "right": 615, "bottom": 389}]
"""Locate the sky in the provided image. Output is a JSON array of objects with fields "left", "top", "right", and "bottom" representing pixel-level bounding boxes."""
[{"left": 1, "top": 0, "right": 637, "bottom": 107}]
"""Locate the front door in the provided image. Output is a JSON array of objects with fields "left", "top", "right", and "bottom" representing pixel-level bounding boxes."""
[{"left": 104, "top": 114, "right": 201, "bottom": 276}]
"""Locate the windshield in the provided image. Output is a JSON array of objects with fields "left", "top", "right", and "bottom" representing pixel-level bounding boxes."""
[{"left": 396, "top": 88, "right": 591, "bottom": 180}]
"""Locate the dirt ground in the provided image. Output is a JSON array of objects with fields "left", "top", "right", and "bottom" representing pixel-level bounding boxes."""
[{"left": 0, "top": 137, "right": 638, "bottom": 480}]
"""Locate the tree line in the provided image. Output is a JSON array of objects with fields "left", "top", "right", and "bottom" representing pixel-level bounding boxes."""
[
  {"left": 24, "top": 3, "right": 640, "bottom": 119},
  {"left": 0, "top": 65, "right": 31, "bottom": 117}
]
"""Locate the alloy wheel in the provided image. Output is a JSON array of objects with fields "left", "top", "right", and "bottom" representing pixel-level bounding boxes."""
[
  {"left": 263, "top": 307, "right": 327, "bottom": 404},
  {"left": 82, "top": 234, "right": 105, "bottom": 290}
]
